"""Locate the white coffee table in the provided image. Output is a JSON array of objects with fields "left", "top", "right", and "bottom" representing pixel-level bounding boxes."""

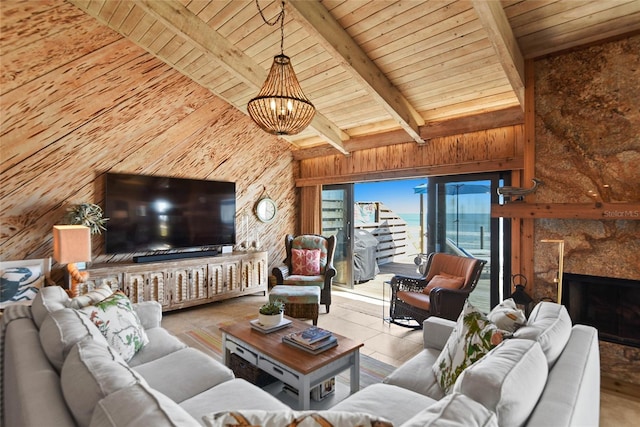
[{"left": 220, "top": 316, "right": 363, "bottom": 410}]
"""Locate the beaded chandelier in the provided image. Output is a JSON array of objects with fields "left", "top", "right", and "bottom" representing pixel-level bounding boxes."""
[{"left": 247, "top": 1, "right": 315, "bottom": 135}]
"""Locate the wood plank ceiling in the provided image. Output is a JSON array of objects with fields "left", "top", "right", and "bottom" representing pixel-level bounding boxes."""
[{"left": 68, "top": 0, "right": 640, "bottom": 157}]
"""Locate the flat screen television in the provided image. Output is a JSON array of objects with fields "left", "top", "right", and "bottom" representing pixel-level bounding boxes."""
[{"left": 104, "top": 173, "right": 236, "bottom": 254}]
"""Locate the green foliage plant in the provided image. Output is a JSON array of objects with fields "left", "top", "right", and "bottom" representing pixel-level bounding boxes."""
[
  {"left": 66, "top": 202, "right": 109, "bottom": 235},
  {"left": 259, "top": 299, "right": 284, "bottom": 315}
]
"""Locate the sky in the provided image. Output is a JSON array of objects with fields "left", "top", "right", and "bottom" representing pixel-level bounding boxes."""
[
  {"left": 355, "top": 179, "right": 425, "bottom": 214},
  {"left": 354, "top": 179, "right": 492, "bottom": 215}
]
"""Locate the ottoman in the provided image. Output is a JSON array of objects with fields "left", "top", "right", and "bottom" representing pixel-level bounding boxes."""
[{"left": 269, "top": 285, "right": 320, "bottom": 325}]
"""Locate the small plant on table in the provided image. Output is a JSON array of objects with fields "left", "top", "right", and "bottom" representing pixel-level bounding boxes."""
[{"left": 258, "top": 300, "right": 285, "bottom": 327}]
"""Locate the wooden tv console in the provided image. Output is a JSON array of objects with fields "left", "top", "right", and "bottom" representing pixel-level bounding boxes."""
[{"left": 80, "top": 251, "right": 268, "bottom": 312}]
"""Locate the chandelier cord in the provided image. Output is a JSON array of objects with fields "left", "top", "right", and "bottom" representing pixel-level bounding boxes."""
[{"left": 255, "top": 0, "right": 286, "bottom": 55}]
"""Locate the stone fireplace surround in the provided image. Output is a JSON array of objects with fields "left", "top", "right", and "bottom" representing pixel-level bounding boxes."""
[{"left": 533, "top": 35, "right": 640, "bottom": 389}]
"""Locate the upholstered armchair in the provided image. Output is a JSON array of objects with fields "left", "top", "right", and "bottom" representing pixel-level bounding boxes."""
[
  {"left": 272, "top": 234, "right": 337, "bottom": 313},
  {"left": 388, "top": 252, "right": 487, "bottom": 327}
]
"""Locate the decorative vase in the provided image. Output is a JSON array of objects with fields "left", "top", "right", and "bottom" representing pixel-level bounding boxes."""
[{"left": 258, "top": 311, "right": 283, "bottom": 327}]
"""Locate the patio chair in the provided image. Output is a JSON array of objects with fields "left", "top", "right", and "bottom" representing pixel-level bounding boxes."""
[
  {"left": 272, "top": 234, "right": 336, "bottom": 313},
  {"left": 388, "top": 252, "right": 486, "bottom": 327}
]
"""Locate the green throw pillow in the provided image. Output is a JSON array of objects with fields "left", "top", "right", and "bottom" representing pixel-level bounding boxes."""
[
  {"left": 79, "top": 291, "right": 149, "bottom": 362},
  {"left": 433, "top": 301, "right": 503, "bottom": 394}
]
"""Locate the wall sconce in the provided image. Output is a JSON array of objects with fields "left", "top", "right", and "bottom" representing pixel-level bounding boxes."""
[
  {"left": 541, "top": 239, "right": 565, "bottom": 304},
  {"left": 53, "top": 225, "right": 91, "bottom": 296}
]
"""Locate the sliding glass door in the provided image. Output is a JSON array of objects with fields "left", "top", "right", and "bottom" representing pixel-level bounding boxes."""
[
  {"left": 321, "top": 184, "right": 354, "bottom": 289},
  {"left": 427, "top": 173, "right": 507, "bottom": 311}
]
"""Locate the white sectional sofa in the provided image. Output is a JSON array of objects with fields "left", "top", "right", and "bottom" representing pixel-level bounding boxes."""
[
  {"left": 1, "top": 284, "right": 600, "bottom": 427},
  {"left": 334, "top": 301, "right": 601, "bottom": 426}
]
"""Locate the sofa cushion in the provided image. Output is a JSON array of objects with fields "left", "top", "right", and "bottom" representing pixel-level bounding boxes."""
[
  {"left": 31, "top": 285, "right": 70, "bottom": 328},
  {"left": 61, "top": 339, "right": 145, "bottom": 427},
  {"left": 66, "top": 283, "right": 113, "bottom": 309},
  {"left": 526, "top": 325, "right": 600, "bottom": 427},
  {"left": 3, "top": 313, "right": 77, "bottom": 427},
  {"left": 453, "top": 339, "right": 548, "bottom": 427},
  {"left": 203, "top": 410, "right": 392, "bottom": 427},
  {"left": 180, "top": 379, "right": 289, "bottom": 421},
  {"left": 133, "top": 347, "right": 234, "bottom": 403},
  {"left": 78, "top": 291, "right": 149, "bottom": 362},
  {"left": 40, "top": 308, "right": 108, "bottom": 372},
  {"left": 383, "top": 348, "right": 445, "bottom": 400},
  {"left": 331, "top": 383, "right": 437, "bottom": 426},
  {"left": 132, "top": 300, "right": 163, "bottom": 330},
  {"left": 90, "top": 382, "right": 201, "bottom": 427},
  {"left": 402, "top": 393, "right": 498, "bottom": 427},
  {"left": 0, "top": 263, "right": 44, "bottom": 309},
  {"left": 432, "top": 301, "right": 503, "bottom": 394},
  {"left": 487, "top": 298, "right": 526, "bottom": 332},
  {"left": 127, "top": 327, "right": 188, "bottom": 367},
  {"left": 513, "top": 301, "right": 572, "bottom": 367}
]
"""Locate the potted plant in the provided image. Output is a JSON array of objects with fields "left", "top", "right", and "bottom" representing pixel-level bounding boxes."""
[
  {"left": 258, "top": 300, "right": 284, "bottom": 327},
  {"left": 66, "top": 202, "right": 109, "bottom": 235}
]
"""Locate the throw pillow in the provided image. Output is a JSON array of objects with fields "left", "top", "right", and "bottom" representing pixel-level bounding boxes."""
[
  {"left": 291, "top": 248, "right": 321, "bottom": 275},
  {"left": 432, "top": 301, "right": 504, "bottom": 394},
  {"left": 66, "top": 283, "right": 114, "bottom": 309},
  {"left": 61, "top": 339, "right": 145, "bottom": 427},
  {"left": 203, "top": 410, "right": 392, "bottom": 427},
  {"left": 487, "top": 298, "right": 526, "bottom": 332},
  {"left": 0, "top": 265, "right": 44, "bottom": 308},
  {"left": 79, "top": 291, "right": 149, "bottom": 362},
  {"left": 422, "top": 273, "right": 465, "bottom": 294}
]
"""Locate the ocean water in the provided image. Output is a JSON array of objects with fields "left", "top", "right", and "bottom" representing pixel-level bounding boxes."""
[{"left": 399, "top": 212, "right": 490, "bottom": 251}]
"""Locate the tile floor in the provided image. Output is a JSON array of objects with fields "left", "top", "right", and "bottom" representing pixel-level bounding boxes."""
[{"left": 161, "top": 289, "right": 640, "bottom": 426}]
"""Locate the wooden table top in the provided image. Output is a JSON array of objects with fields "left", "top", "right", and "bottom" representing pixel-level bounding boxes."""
[{"left": 220, "top": 316, "right": 364, "bottom": 375}]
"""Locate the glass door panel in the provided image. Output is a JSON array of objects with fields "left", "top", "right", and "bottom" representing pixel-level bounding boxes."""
[
  {"left": 321, "top": 184, "right": 354, "bottom": 289},
  {"left": 429, "top": 174, "right": 504, "bottom": 312}
]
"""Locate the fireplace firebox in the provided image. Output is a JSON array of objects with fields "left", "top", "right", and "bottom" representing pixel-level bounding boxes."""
[{"left": 563, "top": 273, "right": 640, "bottom": 348}]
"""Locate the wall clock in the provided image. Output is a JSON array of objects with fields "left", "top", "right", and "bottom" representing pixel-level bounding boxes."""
[{"left": 255, "top": 197, "right": 277, "bottom": 223}]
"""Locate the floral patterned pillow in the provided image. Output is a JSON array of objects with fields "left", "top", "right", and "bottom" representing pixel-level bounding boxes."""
[
  {"left": 432, "top": 301, "right": 504, "bottom": 394},
  {"left": 291, "top": 248, "right": 321, "bottom": 275},
  {"left": 487, "top": 297, "right": 526, "bottom": 332},
  {"left": 79, "top": 291, "right": 149, "bottom": 362}
]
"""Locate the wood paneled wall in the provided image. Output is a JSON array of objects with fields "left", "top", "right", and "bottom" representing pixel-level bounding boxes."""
[
  {"left": 0, "top": 0, "right": 296, "bottom": 280},
  {"left": 296, "top": 125, "right": 524, "bottom": 186}
]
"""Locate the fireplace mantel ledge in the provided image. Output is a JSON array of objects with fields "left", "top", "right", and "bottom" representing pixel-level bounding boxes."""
[{"left": 491, "top": 202, "right": 640, "bottom": 220}]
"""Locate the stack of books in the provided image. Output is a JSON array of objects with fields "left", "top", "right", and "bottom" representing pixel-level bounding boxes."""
[{"left": 282, "top": 326, "right": 337, "bottom": 354}]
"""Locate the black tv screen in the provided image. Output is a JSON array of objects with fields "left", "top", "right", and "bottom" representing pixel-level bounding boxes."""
[{"left": 104, "top": 173, "right": 236, "bottom": 254}]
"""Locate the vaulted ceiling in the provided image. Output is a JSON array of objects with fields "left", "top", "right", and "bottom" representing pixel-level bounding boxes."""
[{"left": 69, "top": 0, "right": 640, "bottom": 156}]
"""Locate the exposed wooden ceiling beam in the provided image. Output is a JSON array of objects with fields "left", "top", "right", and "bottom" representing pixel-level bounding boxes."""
[
  {"left": 134, "top": 0, "right": 349, "bottom": 154},
  {"left": 293, "top": 106, "right": 524, "bottom": 160},
  {"left": 288, "top": 0, "right": 426, "bottom": 144},
  {"left": 472, "top": 0, "right": 525, "bottom": 110}
]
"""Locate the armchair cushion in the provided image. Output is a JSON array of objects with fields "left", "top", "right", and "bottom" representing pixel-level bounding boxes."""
[
  {"left": 291, "top": 248, "right": 321, "bottom": 275},
  {"left": 424, "top": 253, "right": 481, "bottom": 286},
  {"left": 282, "top": 275, "right": 325, "bottom": 288},
  {"left": 422, "top": 274, "right": 465, "bottom": 294},
  {"left": 397, "top": 290, "right": 431, "bottom": 310},
  {"left": 290, "top": 235, "right": 330, "bottom": 273}
]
